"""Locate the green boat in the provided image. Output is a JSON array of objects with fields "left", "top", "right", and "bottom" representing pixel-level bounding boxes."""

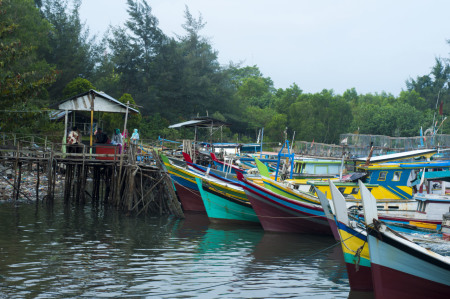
[{"left": 195, "top": 178, "right": 260, "bottom": 224}]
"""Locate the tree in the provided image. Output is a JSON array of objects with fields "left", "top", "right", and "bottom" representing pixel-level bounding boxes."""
[
  {"left": 40, "top": 0, "right": 100, "bottom": 101},
  {"left": 0, "top": 0, "right": 57, "bottom": 131},
  {"left": 236, "top": 77, "right": 274, "bottom": 108},
  {"left": 265, "top": 113, "right": 288, "bottom": 142},
  {"left": 171, "top": 6, "right": 234, "bottom": 118},
  {"left": 274, "top": 83, "right": 302, "bottom": 115},
  {"left": 406, "top": 58, "right": 450, "bottom": 111},
  {"left": 288, "top": 90, "right": 352, "bottom": 143},
  {"left": 105, "top": 0, "right": 167, "bottom": 114},
  {"left": 62, "top": 77, "right": 95, "bottom": 98},
  {"left": 351, "top": 100, "right": 431, "bottom": 137},
  {"left": 101, "top": 93, "right": 142, "bottom": 137}
]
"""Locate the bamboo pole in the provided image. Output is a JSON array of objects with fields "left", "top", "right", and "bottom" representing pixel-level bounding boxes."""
[
  {"left": 36, "top": 161, "right": 40, "bottom": 202},
  {"left": 12, "top": 142, "right": 19, "bottom": 199},
  {"left": 15, "top": 162, "right": 22, "bottom": 201},
  {"left": 46, "top": 144, "right": 54, "bottom": 202},
  {"left": 115, "top": 101, "right": 129, "bottom": 206}
]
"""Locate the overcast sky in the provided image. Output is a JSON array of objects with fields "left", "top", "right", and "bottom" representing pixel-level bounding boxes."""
[{"left": 79, "top": 0, "right": 450, "bottom": 96}]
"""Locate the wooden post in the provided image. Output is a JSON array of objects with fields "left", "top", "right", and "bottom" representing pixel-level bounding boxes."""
[
  {"left": 88, "top": 92, "right": 95, "bottom": 147},
  {"left": 80, "top": 145, "right": 87, "bottom": 204},
  {"left": 47, "top": 144, "right": 54, "bottom": 202},
  {"left": 36, "top": 161, "right": 40, "bottom": 202},
  {"left": 63, "top": 109, "right": 68, "bottom": 153},
  {"left": 115, "top": 101, "right": 129, "bottom": 206},
  {"left": 193, "top": 126, "right": 197, "bottom": 163},
  {"left": 12, "top": 142, "right": 19, "bottom": 199},
  {"left": 16, "top": 162, "right": 22, "bottom": 201}
]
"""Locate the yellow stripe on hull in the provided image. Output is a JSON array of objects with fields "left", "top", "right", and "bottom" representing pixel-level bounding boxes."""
[
  {"left": 338, "top": 229, "right": 371, "bottom": 267},
  {"left": 314, "top": 185, "right": 408, "bottom": 200},
  {"left": 409, "top": 221, "right": 438, "bottom": 230}
]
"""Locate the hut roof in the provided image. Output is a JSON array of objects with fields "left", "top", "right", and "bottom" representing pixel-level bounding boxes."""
[
  {"left": 50, "top": 90, "right": 139, "bottom": 114},
  {"left": 169, "top": 117, "right": 230, "bottom": 129}
]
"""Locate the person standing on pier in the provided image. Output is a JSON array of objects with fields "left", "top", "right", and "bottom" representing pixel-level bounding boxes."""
[
  {"left": 111, "top": 128, "right": 123, "bottom": 153},
  {"left": 131, "top": 129, "right": 139, "bottom": 145},
  {"left": 122, "top": 129, "right": 128, "bottom": 152}
]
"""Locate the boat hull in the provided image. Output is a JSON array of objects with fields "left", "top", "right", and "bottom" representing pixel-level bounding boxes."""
[
  {"left": 371, "top": 263, "right": 450, "bottom": 299},
  {"left": 367, "top": 230, "right": 450, "bottom": 299},
  {"left": 337, "top": 223, "right": 373, "bottom": 291},
  {"left": 242, "top": 179, "right": 332, "bottom": 234},
  {"left": 345, "top": 263, "right": 373, "bottom": 292},
  {"left": 196, "top": 178, "right": 259, "bottom": 224},
  {"left": 174, "top": 180, "right": 204, "bottom": 212}
]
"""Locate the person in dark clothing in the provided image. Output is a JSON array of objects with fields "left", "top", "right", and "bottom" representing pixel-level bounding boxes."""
[{"left": 95, "top": 128, "right": 108, "bottom": 144}]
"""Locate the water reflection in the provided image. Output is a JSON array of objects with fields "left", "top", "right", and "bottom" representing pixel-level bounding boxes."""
[{"left": 0, "top": 201, "right": 350, "bottom": 298}]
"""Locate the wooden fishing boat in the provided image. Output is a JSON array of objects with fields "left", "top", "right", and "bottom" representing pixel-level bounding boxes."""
[
  {"left": 238, "top": 172, "right": 332, "bottom": 235},
  {"left": 160, "top": 153, "right": 205, "bottom": 212},
  {"left": 210, "top": 152, "right": 247, "bottom": 175},
  {"left": 360, "top": 181, "right": 450, "bottom": 298},
  {"left": 326, "top": 180, "right": 373, "bottom": 291},
  {"left": 349, "top": 192, "right": 450, "bottom": 233},
  {"left": 311, "top": 149, "right": 440, "bottom": 200},
  {"left": 315, "top": 187, "right": 340, "bottom": 241},
  {"left": 195, "top": 177, "right": 259, "bottom": 224}
]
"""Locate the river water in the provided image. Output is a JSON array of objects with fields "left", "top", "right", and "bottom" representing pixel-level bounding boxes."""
[{"left": 0, "top": 200, "right": 356, "bottom": 298}]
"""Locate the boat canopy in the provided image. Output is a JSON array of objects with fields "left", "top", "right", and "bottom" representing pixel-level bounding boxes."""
[
  {"left": 168, "top": 117, "right": 230, "bottom": 128},
  {"left": 355, "top": 149, "right": 437, "bottom": 164}
]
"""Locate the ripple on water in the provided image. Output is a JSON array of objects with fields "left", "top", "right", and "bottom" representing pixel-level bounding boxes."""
[{"left": 0, "top": 203, "right": 350, "bottom": 298}]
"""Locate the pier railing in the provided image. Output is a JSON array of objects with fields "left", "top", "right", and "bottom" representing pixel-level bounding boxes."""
[{"left": 0, "top": 132, "right": 157, "bottom": 166}]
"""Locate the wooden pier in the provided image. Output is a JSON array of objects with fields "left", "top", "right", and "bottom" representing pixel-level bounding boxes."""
[{"left": 0, "top": 134, "right": 184, "bottom": 218}]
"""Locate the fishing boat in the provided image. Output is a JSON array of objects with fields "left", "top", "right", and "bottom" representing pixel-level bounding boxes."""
[
  {"left": 195, "top": 177, "right": 259, "bottom": 224},
  {"left": 350, "top": 191, "right": 450, "bottom": 233},
  {"left": 210, "top": 152, "right": 247, "bottom": 175},
  {"left": 360, "top": 181, "right": 450, "bottom": 298},
  {"left": 182, "top": 152, "right": 240, "bottom": 182},
  {"left": 325, "top": 180, "right": 373, "bottom": 291},
  {"left": 311, "top": 149, "right": 439, "bottom": 200},
  {"left": 160, "top": 153, "right": 205, "bottom": 212},
  {"left": 315, "top": 187, "right": 339, "bottom": 240},
  {"left": 238, "top": 172, "right": 332, "bottom": 235},
  {"left": 163, "top": 151, "right": 258, "bottom": 223}
]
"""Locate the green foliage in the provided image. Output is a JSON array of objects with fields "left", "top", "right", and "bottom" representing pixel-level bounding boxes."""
[
  {"left": 62, "top": 77, "right": 95, "bottom": 98},
  {"left": 288, "top": 90, "right": 353, "bottom": 144},
  {"left": 101, "top": 93, "right": 142, "bottom": 136},
  {"left": 274, "top": 83, "right": 302, "bottom": 114},
  {"left": 406, "top": 58, "right": 450, "bottom": 112},
  {"left": 0, "top": 0, "right": 56, "bottom": 131},
  {"left": 397, "top": 90, "right": 427, "bottom": 111},
  {"left": 40, "top": 0, "right": 99, "bottom": 101},
  {"left": 265, "top": 113, "right": 288, "bottom": 142},
  {"left": 351, "top": 100, "right": 432, "bottom": 137},
  {"left": 236, "top": 77, "right": 274, "bottom": 108},
  {"left": 139, "top": 114, "right": 177, "bottom": 140}
]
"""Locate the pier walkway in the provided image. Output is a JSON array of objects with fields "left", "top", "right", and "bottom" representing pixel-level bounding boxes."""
[{"left": 0, "top": 133, "right": 183, "bottom": 218}]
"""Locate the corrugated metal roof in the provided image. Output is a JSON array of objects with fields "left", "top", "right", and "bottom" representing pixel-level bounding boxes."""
[
  {"left": 169, "top": 120, "right": 203, "bottom": 128},
  {"left": 50, "top": 90, "right": 140, "bottom": 114},
  {"left": 356, "top": 149, "right": 437, "bottom": 163},
  {"left": 49, "top": 110, "right": 72, "bottom": 120},
  {"left": 169, "top": 117, "right": 231, "bottom": 129}
]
